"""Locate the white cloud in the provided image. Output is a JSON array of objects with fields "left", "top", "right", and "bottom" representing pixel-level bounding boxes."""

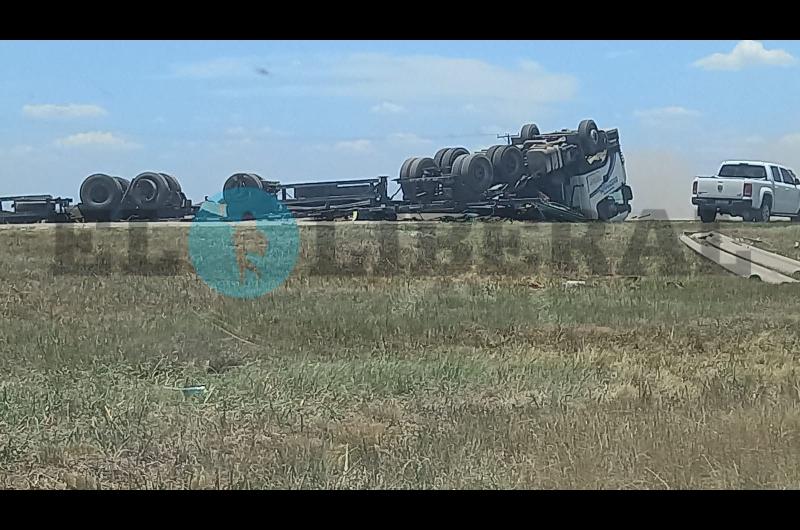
[
  {"left": 225, "top": 126, "right": 248, "bottom": 136},
  {"left": 221, "top": 125, "right": 281, "bottom": 142},
  {"left": 22, "top": 103, "right": 107, "bottom": 119},
  {"left": 0, "top": 145, "right": 34, "bottom": 157},
  {"left": 387, "top": 132, "right": 431, "bottom": 145},
  {"left": 322, "top": 54, "right": 575, "bottom": 107},
  {"left": 634, "top": 106, "right": 701, "bottom": 125},
  {"left": 744, "top": 135, "right": 766, "bottom": 145},
  {"left": 333, "top": 139, "right": 372, "bottom": 153},
  {"left": 779, "top": 133, "right": 800, "bottom": 147},
  {"left": 193, "top": 53, "right": 575, "bottom": 122},
  {"left": 693, "top": 41, "right": 796, "bottom": 71},
  {"left": 55, "top": 131, "right": 140, "bottom": 149},
  {"left": 371, "top": 101, "right": 406, "bottom": 114}
]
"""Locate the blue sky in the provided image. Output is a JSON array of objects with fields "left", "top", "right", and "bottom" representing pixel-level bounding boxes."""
[{"left": 2, "top": 40, "right": 799, "bottom": 217}]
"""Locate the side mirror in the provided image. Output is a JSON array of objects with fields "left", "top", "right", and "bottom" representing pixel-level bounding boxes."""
[{"left": 795, "top": 178, "right": 800, "bottom": 186}]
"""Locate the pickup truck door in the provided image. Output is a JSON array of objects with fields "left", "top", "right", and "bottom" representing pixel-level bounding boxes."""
[
  {"left": 769, "top": 165, "right": 790, "bottom": 213},
  {"left": 780, "top": 167, "right": 800, "bottom": 215}
]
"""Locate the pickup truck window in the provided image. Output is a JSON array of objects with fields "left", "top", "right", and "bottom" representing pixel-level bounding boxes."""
[
  {"left": 771, "top": 166, "right": 782, "bottom": 182},
  {"left": 779, "top": 168, "right": 795, "bottom": 184},
  {"left": 719, "top": 164, "right": 767, "bottom": 179}
]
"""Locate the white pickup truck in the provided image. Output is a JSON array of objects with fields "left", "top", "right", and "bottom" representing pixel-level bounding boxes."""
[{"left": 691, "top": 160, "right": 800, "bottom": 223}]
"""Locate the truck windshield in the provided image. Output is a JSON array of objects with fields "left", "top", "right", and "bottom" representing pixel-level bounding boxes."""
[{"left": 718, "top": 164, "right": 767, "bottom": 179}]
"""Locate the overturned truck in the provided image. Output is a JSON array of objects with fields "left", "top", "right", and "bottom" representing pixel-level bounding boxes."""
[
  {"left": 206, "top": 120, "right": 633, "bottom": 223},
  {"left": 397, "top": 120, "right": 633, "bottom": 221}
]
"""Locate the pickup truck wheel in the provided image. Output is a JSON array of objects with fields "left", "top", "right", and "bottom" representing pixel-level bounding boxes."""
[
  {"left": 756, "top": 200, "right": 771, "bottom": 223},
  {"left": 699, "top": 208, "right": 717, "bottom": 223}
]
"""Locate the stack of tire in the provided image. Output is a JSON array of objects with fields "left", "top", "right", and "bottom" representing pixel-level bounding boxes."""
[
  {"left": 477, "top": 144, "right": 525, "bottom": 185},
  {"left": 222, "top": 173, "right": 281, "bottom": 219},
  {"left": 398, "top": 157, "right": 437, "bottom": 201},
  {"left": 128, "top": 172, "right": 184, "bottom": 210},
  {"left": 399, "top": 148, "right": 499, "bottom": 203},
  {"left": 79, "top": 173, "right": 132, "bottom": 212},
  {"left": 79, "top": 172, "right": 185, "bottom": 213}
]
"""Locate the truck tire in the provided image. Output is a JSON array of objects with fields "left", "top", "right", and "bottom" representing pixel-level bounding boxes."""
[
  {"left": 699, "top": 208, "right": 717, "bottom": 223},
  {"left": 407, "top": 157, "right": 436, "bottom": 201},
  {"left": 490, "top": 145, "right": 525, "bottom": 184},
  {"left": 80, "top": 173, "right": 124, "bottom": 211},
  {"left": 756, "top": 198, "right": 771, "bottom": 223},
  {"left": 223, "top": 172, "right": 264, "bottom": 204},
  {"left": 520, "top": 123, "right": 540, "bottom": 141},
  {"left": 114, "top": 177, "right": 131, "bottom": 196},
  {"left": 160, "top": 173, "right": 182, "bottom": 193},
  {"left": 433, "top": 148, "right": 449, "bottom": 169},
  {"left": 409, "top": 157, "right": 436, "bottom": 179},
  {"left": 483, "top": 145, "right": 501, "bottom": 166},
  {"left": 451, "top": 154, "right": 468, "bottom": 180},
  {"left": 456, "top": 153, "right": 493, "bottom": 194},
  {"left": 159, "top": 173, "right": 183, "bottom": 206},
  {"left": 130, "top": 172, "right": 170, "bottom": 210},
  {"left": 578, "top": 119, "right": 601, "bottom": 155},
  {"left": 399, "top": 157, "right": 418, "bottom": 200},
  {"left": 441, "top": 147, "right": 469, "bottom": 170}
]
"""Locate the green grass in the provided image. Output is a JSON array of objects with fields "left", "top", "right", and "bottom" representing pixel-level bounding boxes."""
[{"left": 1, "top": 220, "right": 800, "bottom": 488}]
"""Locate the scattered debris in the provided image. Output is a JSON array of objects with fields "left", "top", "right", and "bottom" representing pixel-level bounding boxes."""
[
  {"left": 563, "top": 280, "right": 587, "bottom": 288},
  {"left": 680, "top": 231, "right": 800, "bottom": 284},
  {"left": 165, "top": 385, "right": 207, "bottom": 398}
]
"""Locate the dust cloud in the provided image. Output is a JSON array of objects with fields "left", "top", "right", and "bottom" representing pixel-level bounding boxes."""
[{"left": 623, "top": 149, "right": 699, "bottom": 220}]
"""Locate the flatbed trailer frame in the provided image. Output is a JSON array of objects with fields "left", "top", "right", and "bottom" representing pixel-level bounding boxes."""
[{"left": 0, "top": 195, "right": 73, "bottom": 224}]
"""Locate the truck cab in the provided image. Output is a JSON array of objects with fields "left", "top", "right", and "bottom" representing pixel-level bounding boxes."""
[
  {"left": 566, "top": 148, "right": 633, "bottom": 221},
  {"left": 691, "top": 160, "right": 800, "bottom": 223}
]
